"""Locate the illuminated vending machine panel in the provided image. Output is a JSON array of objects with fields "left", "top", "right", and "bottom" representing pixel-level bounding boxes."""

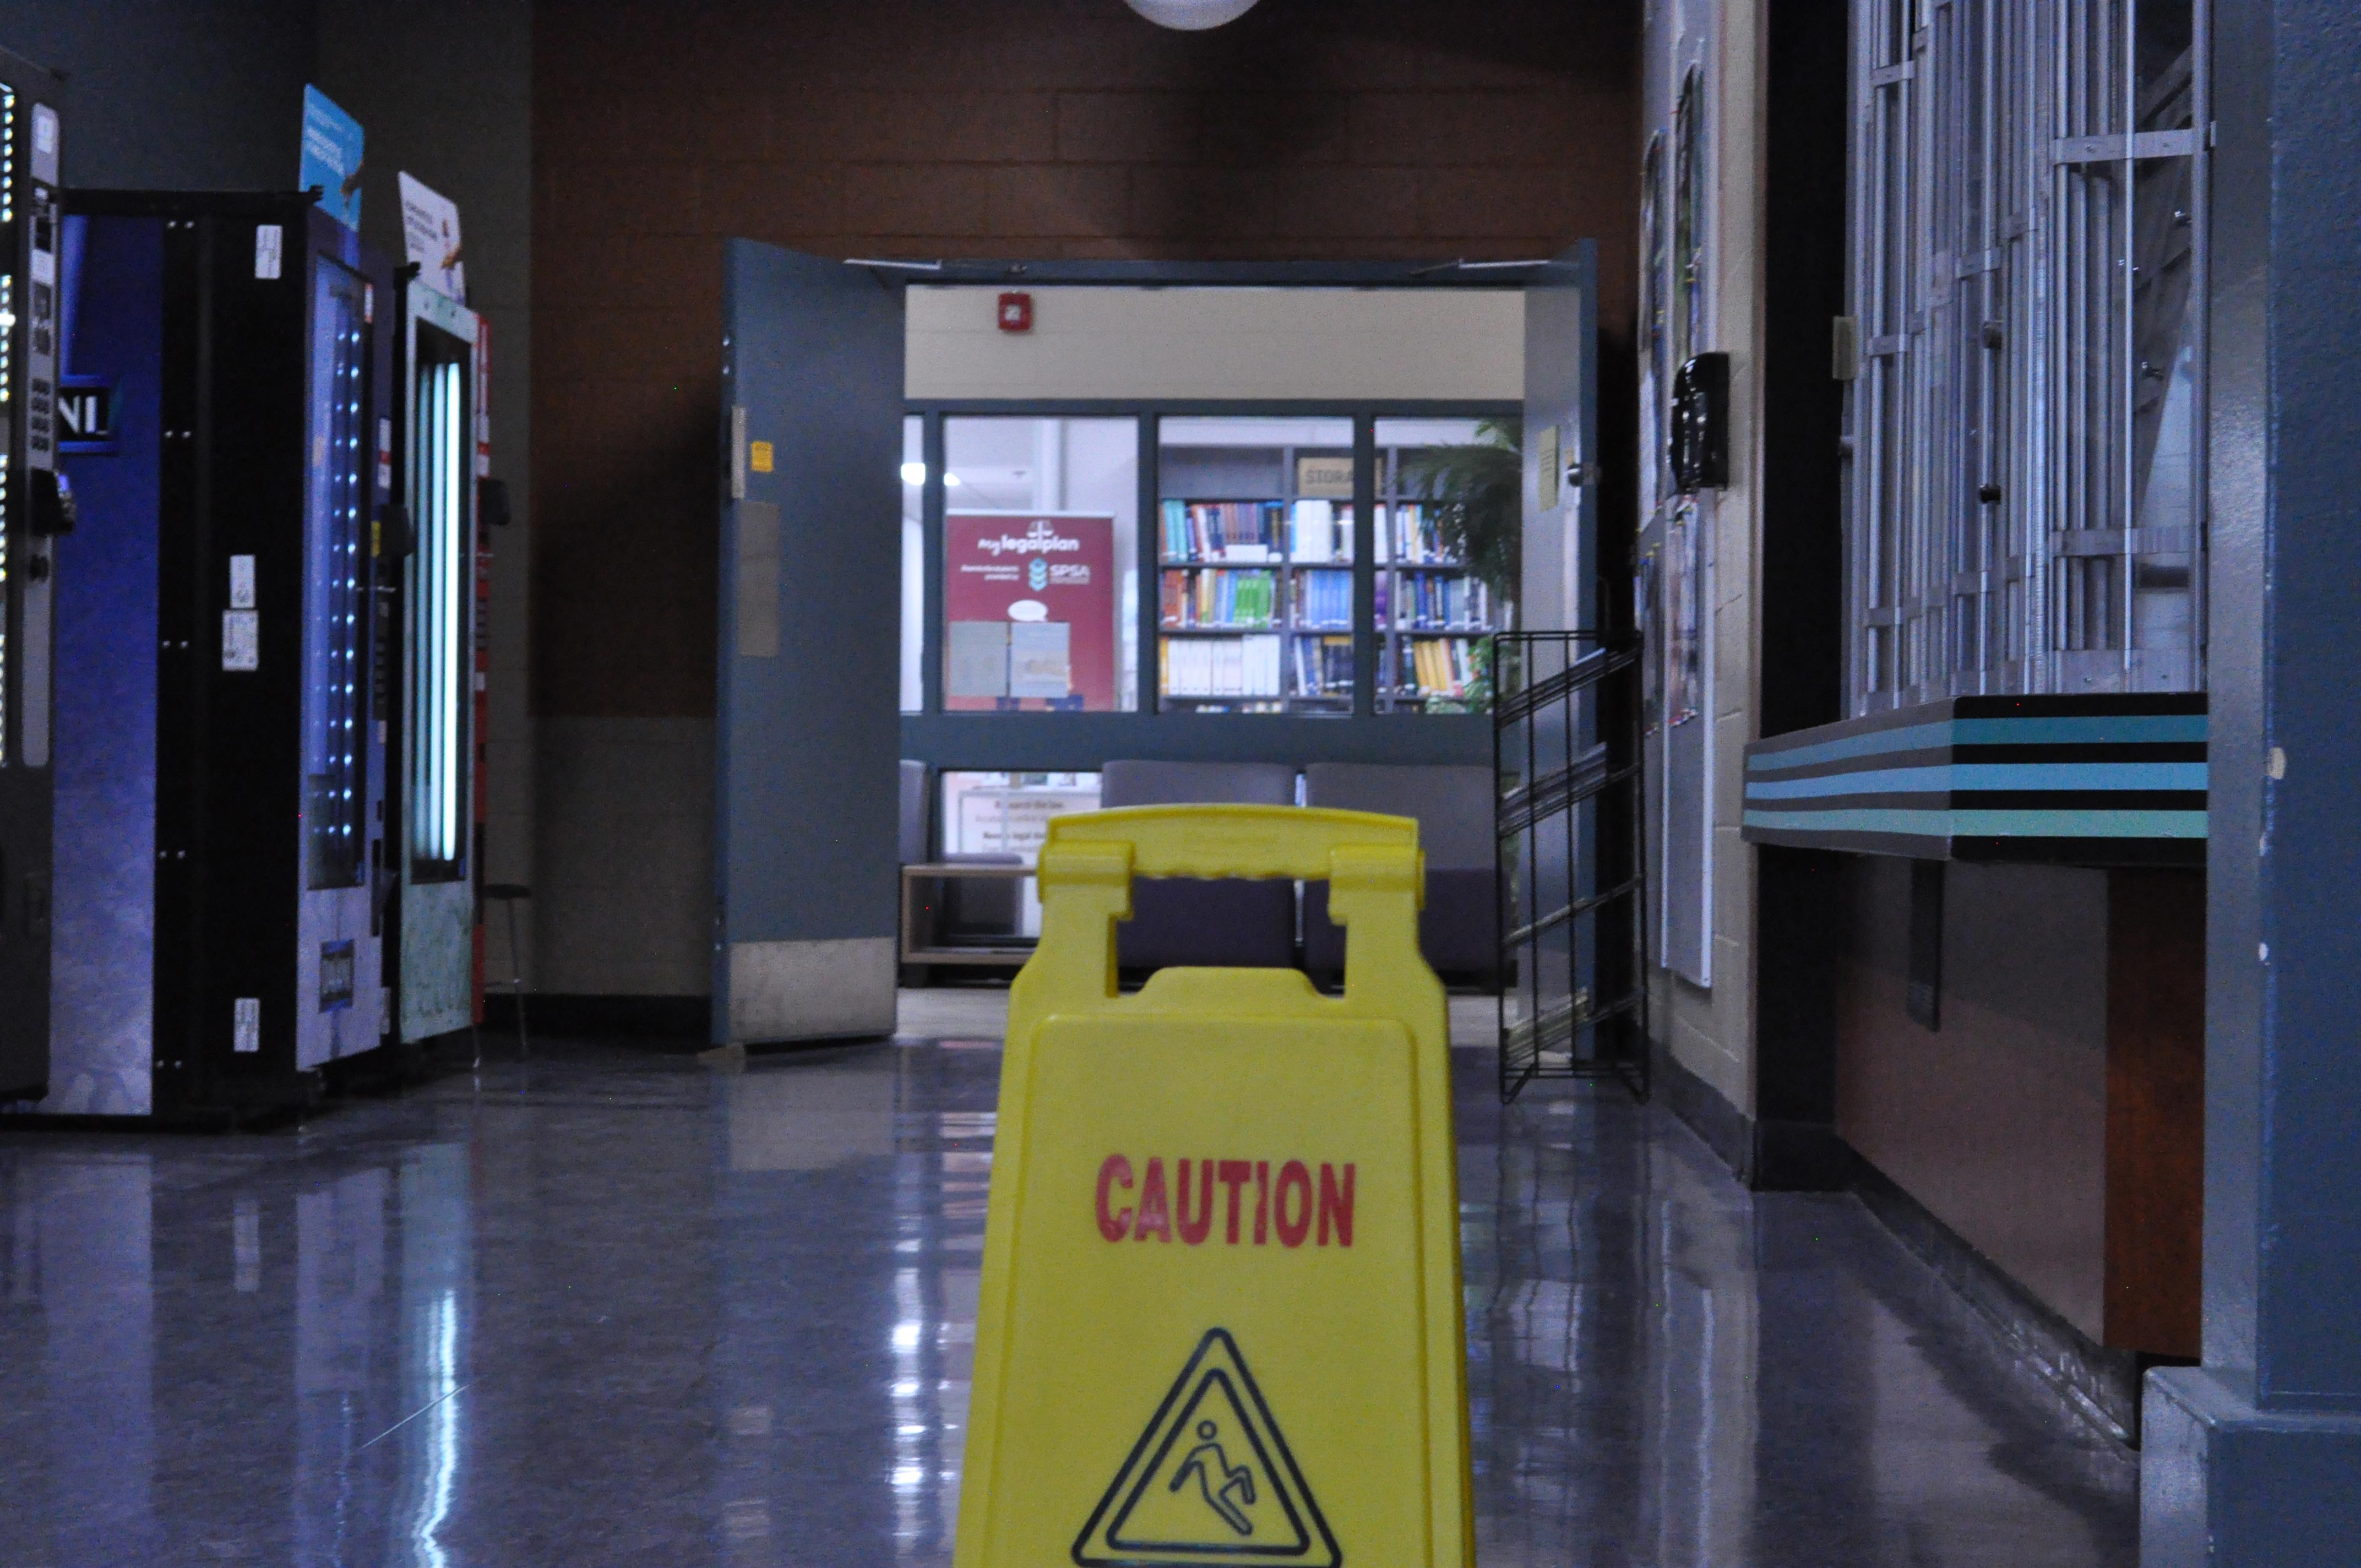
[
  {"left": 393, "top": 284, "right": 477, "bottom": 1043},
  {"left": 0, "top": 53, "right": 62, "bottom": 1106},
  {"left": 47, "top": 191, "right": 391, "bottom": 1119}
]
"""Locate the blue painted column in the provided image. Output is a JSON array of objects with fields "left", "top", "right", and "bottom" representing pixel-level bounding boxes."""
[{"left": 2141, "top": 2, "right": 2361, "bottom": 1561}]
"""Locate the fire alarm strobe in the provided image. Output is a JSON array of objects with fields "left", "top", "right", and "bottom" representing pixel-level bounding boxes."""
[{"left": 998, "top": 291, "right": 1033, "bottom": 333}]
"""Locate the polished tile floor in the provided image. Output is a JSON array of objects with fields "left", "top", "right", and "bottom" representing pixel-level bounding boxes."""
[{"left": 1, "top": 1008, "right": 2137, "bottom": 1566}]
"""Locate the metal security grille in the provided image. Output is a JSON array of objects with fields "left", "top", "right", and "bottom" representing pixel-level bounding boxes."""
[
  {"left": 1845, "top": 0, "right": 2207, "bottom": 712},
  {"left": 1493, "top": 631, "right": 1647, "bottom": 1104}
]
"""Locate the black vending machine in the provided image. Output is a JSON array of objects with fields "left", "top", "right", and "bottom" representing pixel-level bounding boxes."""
[
  {"left": 39, "top": 193, "right": 395, "bottom": 1118},
  {"left": 0, "top": 50, "right": 64, "bottom": 1106}
]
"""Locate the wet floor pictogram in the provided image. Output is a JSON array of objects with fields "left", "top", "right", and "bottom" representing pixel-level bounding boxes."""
[{"left": 1073, "top": 1327, "right": 1341, "bottom": 1567}]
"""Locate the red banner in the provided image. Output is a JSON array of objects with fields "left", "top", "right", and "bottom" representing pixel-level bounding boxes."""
[{"left": 944, "top": 513, "right": 1115, "bottom": 711}]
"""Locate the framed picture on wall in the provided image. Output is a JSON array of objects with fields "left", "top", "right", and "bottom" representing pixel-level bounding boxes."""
[
  {"left": 1640, "top": 130, "right": 1669, "bottom": 508},
  {"left": 1664, "top": 497, "right": 1702, "bottom": 728}
]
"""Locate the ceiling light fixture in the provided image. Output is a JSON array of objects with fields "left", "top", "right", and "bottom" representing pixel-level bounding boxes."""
[{"left": 1122, "top": 0, "right": 1261, "bottom": 30}]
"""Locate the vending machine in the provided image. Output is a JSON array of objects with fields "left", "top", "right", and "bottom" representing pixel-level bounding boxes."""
[
  {"left": 0, "top": 49, "right": 64, "bottom": 1106},
  {"left": 42, "top": 191, "right": 394, "bottom": 1118},
  {"left": 389, "top": 277, "right": 481, "bottom": 1049}
]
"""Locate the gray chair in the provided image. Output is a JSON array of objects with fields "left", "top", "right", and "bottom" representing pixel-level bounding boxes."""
[
  {"left": 1101, "top": 760, "right": 1298, "bottom": 971},
  {"left": 1301, "top": 763, "right": 1498, "bottom": 983}
]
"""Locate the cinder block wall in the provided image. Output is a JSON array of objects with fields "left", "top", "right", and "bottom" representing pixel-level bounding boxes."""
[{"left": 529, "top": 0, "right": 1641, "bottom": 999}]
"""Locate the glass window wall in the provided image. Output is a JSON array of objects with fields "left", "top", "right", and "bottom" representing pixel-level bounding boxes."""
[
  {"left": 1157, "top": 416, "right": 1353, "bottom": 715},
  {"left": 940, "top": 417, "right": 1139, "bottom": 712}
]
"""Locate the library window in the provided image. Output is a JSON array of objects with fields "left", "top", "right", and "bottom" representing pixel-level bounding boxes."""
[
  {"left": 940, "top": 416, "right": 1140, "bottom": 713},
  {"left": 1375, "top": 417, "right": 1516, "bottom": 714},
  {"left": 1157, "top": 416, "right": 1355, "bottom": 716}
]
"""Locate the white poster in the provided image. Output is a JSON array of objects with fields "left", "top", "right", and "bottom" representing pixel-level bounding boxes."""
[{"left": 397, "top": 172, "right": 465, "bottom": 301}]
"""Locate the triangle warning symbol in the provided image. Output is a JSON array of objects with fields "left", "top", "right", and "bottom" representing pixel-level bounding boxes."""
[{"left": 1073, "top": 1327, "right": 1341, "bottom": 1567}]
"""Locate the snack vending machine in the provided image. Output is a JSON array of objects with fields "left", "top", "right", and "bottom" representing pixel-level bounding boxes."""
[
  {"left": 0, "top": 50, "right": 63, "bottom": 1106},
  {"left": 43, "top": 191, "right": 394, "bottom": 1118},
  {"left": 390, "top": 279, "right": 480, "bottom": 1047}
]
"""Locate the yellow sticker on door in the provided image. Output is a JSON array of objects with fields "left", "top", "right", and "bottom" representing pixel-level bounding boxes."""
[
  {"left": 748, "top": 439, "right": 774, "bottom": 473},
  {"left": 1074, "top": 1327, "right": 1339, "bottom": 1567}
]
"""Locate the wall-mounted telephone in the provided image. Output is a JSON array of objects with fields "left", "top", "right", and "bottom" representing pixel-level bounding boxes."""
[{"left": 1671, "top": 352, "right": 1729, "bottom": 493}]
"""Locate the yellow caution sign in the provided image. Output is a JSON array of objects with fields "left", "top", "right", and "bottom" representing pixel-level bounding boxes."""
[{"left": 955, "top": 804, "right": 1472, "bottom": 1568}]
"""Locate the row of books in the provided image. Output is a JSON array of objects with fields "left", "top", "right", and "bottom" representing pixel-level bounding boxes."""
[
  {"left": 1293, "top": 635, "right": 1353, "bottom": 698},
  {"left": 1160, "top": 499, "right": 1356, "bottom": 564},
  {"left": 1161, "top": 568, "right": 1279, "bottom": 629},
  {"left": 1292, "top": 568, "right": 1352, "bottom": 627},
  {"left": 1396, "top": 636, "right": 1483, "bottom": 699},
  {"left": 1379, "top": 572, "right": 1492, "bottom": 629},
  {"left": 1283, "top": 500, "right": 1353, "bottom": 563},
  {"left": 1157, "top": 565, "right": 1360, "bottom": 630},
  {"left": 1161, "top": 634, "right": 1286, "bottom": 699},
  {"left": 1379, "top": 504, "right": 1461, "bottom": 565},
  {"left": 1161, "top": 500, "right": 1282, "bottom": 561}
]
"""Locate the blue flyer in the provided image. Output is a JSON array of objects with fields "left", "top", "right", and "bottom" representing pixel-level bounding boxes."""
[{"left": 300, "top": 85, "right": 365, "bottom": 230}]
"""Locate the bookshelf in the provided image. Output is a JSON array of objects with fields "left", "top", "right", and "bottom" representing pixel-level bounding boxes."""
[
  {"left": 1375, "top": 429, "right": 1506, "bottom": 714},
  {"left": 1156, "top": 432, "right": 1357, "bottom": 715}
]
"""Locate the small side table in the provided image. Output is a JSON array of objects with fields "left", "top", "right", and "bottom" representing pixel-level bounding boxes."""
[{"left": 900, "top": 862, "right": 1038, "bottom": 968}]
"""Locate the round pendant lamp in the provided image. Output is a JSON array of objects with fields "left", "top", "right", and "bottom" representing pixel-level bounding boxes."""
[{"left": 1122, "top": 0, "right": 1263, "bottom": 29}]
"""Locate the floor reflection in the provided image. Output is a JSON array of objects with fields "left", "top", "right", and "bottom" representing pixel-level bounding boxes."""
[
  {"left": 1461, "top": 1065, "right": 2137, "bottom": 1568},
  {"left": 0, "top": 1036, "right": 2134, "bottom": 1566}
]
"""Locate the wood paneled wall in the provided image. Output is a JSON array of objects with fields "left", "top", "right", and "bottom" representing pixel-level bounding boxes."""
[
  {"left": 1835, "top": 856, "right": 2205, "bottom": 1358},
  {"left": 2103, "top": 869, "right": 2205, "bottom": 1356}
]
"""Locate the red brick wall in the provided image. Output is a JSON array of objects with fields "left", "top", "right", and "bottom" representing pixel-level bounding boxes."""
[{"left": 531, "top": 0, "right": 1641, "bottom": 717}]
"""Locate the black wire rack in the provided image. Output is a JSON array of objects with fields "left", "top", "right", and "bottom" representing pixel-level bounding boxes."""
[{"left": 1491, "top": 631, "right": 1649, "bottom": 1104}]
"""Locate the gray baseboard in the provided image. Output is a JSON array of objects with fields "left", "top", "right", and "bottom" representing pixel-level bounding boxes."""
[
  {"left": 1751, "top": 1116, "right": 1858, "bottom": 1190},
  {"left": 1649, "top": 1035, "right": 1753, "bottom": 1175},
  {"left": 1649, "top": 1037, "right": 1854, "bottom": 1191},
  {"left": 483, "top": 992, "right": 712, "bottom": 1044},
  {"left": 1647, "top": 1032, "right": 2144, "bottom": 1442},
  {"left": 1851, "top": 1155, "right": 2147, "bottom": 1443}
]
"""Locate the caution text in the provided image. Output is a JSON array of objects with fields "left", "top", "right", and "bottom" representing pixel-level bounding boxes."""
[{"left": 1095, "top": 1156, "right": 1354, "bottom": 1248}]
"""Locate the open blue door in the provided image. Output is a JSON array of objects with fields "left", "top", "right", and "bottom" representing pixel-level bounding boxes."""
[
  {"left": 715, "top": 242, "right": 904, "bottom": 1043},
  {"left": 1521, "top": 243, "right": 1597, "bottom": 633},
  {"left": 1499, "top": 241, "right": 1649, "bottom": 1097}
]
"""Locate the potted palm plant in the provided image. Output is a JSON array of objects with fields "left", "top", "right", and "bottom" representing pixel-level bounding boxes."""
[{"left": 1402, "top": 419, "right": 1521, "bottom": 711}]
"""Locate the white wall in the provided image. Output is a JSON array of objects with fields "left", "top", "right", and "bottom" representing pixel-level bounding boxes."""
[
  {"left": 907, "top": 286, "right": 1524, "bottom": 402},
  {"left": 1642, "top": 0, "right": 1766, "bottom": 1118}
]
